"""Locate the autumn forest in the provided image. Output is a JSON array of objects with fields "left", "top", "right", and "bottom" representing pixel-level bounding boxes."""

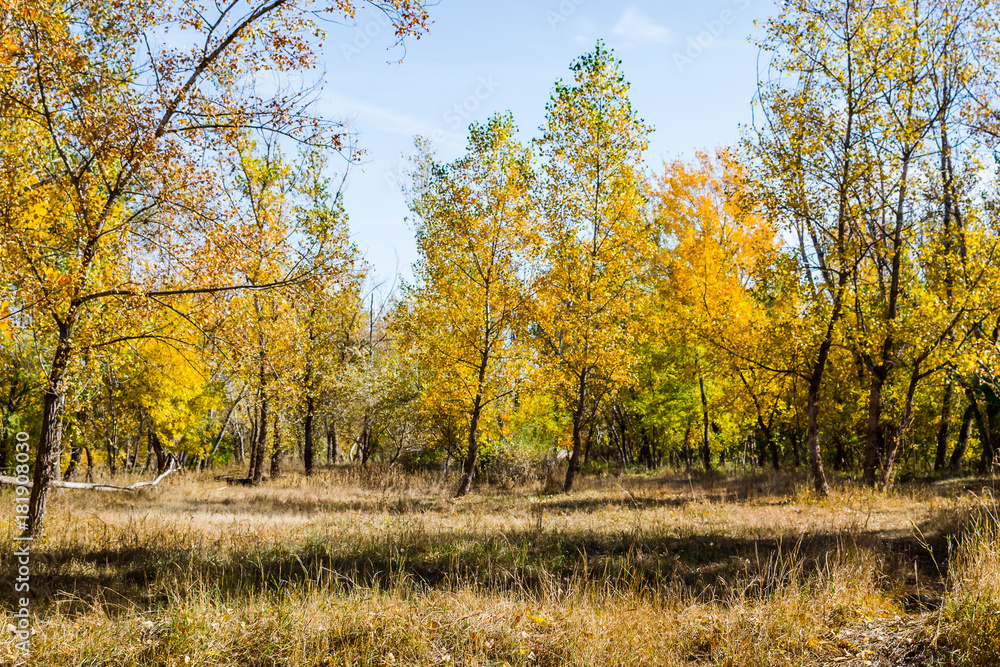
[{"left": 4, "top": 1, "right": 1000, "bottom": 665}]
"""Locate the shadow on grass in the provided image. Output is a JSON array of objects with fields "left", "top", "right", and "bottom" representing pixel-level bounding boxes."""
[{"left": 0, "top": 517, "right": 953, "bottom": 618}]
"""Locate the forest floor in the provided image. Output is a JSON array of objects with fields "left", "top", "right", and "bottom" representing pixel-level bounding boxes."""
[{"left": 1, "top": 465, "right": 999, "bottom": 666}]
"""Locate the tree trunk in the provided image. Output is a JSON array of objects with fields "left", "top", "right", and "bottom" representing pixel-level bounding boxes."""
[
  {"left": 563, "top": 371, "right": 589, "bottom": 492},
  {"left": 269, "top": 413, "right": 281, "bottom": 478},
  {"left": 862, "top": 372, "right": 886, "bottom": 486},
  {"left": 360, "top": 423, "right": 372, "bottom": 465},
  {"left": 303, "top": 397, "right": 315, "bottom": 476},
  {"left": 833, "top": 436, "right": 847, "bottom": 472},
  {"left": 26, "top": 332, "right": 72, "bottom": 537},
  {"left": 251, "top": 397, "right": 268, "bottom": 484},
  {"left": 246, "top": 417, "right": 257, "bottom": 475},
  {"left": 84, "top": 447, "right": 94, "bottom": 482},
  {"left": 950, "top": 404, "right": 974, "bottom": 471},
  {"left": 790, "top": 429, "right": 801, "bottom": 468},
  {"left": 148, "top": 426, "right": 167, "bottom": 473},
  {"left": 64, "top": 445, "right": 82, "bottom": 481},
  {"left": 966, "top": 388, "right": 993, "bottom": 474},
  {"left": 456, "top": 395, "right": 484, "bottom": 497},
  {"left": 327, "top": 419, "right": 338, "bottom": 464},
  {"left": 879, "top": 367, "right": 921, "bottom": 490},
  {"left": 584, "top": 421, "right": 595, "bottom": 466},
  {"left": 0, "top": 415, "right": 10, "bottom": 475},
  {"left": 206, "top": 394, "right": 241, "bottom": 469},
  {"left": 934, "top": 382, "right": 955, "bottom": 471},
  {"left": 682, "top": 423, "right": 693, "bottom": 470},
  {"left": 698, "top": 371, "right": 712, "bottom": 471},
  {"left": 767, "top": 430, "right": 779, "bottom": 471}
]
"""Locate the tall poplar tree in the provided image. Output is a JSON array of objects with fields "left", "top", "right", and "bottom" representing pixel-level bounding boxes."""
[
  {"left": 407, "top": 114, "right": 534, "bottom": 497},
  {"left": 533, "top": 43, "right": 654, "bottom": 492}
]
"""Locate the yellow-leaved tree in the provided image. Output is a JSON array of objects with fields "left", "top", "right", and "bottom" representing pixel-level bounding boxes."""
[
  {"left": 532, "top": 42, "right": 654, "bottom": 492},
  {"left": 406, "top": 113, "right": 534, "bottom": 497}
]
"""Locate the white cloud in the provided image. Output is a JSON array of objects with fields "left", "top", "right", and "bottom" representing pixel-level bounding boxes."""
[{"left": 612, "top": 7, "right": 672, "bottom": 45}]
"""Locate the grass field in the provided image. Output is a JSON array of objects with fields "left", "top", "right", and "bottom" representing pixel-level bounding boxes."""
[{"left": 1, "top": 465, "right": 999, "bottom": 666}]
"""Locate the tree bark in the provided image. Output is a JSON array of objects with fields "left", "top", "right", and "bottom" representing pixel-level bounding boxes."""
[
  {"left": 862, "top": 372, "right": 886, "bottom": 486},
  {"left": 269, "top": 413, "right": 281, "bottom": 478},
  {"left": 84, "top": 447, "right": 94, "bottom": 482},
  {"left": 26, "top": 330, "right": 71, "bottom": 537},
  {"left": 790, "top": 428, "right": 801, "bottom": 468},
  {"left": 563, "top": 370, "right": 589, "bottom": 492},
  {"left": 934, "top": 382, "right": 955, "bottom": 471},
  {"left": 698, "top": 370, "right": 712, "bottom": 471},
  {"left": 303, "top": 396, "right": 315, "bottom": 476},
  {"left": 455, "top": 394, "right": 484, "bottom": 497},
  {"left": 950, "top": 404, "right": 974, "bottom": 471},
  {"left": 966, "top": 388, "right": 993, "bottom": 473},
  {"left": 682, "top": 422, "right": 693, "bottom": 470},
  {"left": 148, "top": 426, "right": 167, "bottom": 474},
  {"left": 64, "top": 445, "right": 82, "bottom": 481},
  {"left": 251, "top": 396, "right": 268, "bottom": 484}
]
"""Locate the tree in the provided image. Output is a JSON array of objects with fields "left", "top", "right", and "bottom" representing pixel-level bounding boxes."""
[
  {"left": 651, "top": 149, "right": 784, "bottom": 471},
  {"left": 407, "top": 114, "right": 534, "bottom": 497},
  {"left": 751, "top": 0, "right": 882, "bottom": 495},
  {"left": 0, "top": 0, "right": 430, "bottom": 532},
  {"left": 532, "top": 43, "right": 654, "bottom": 492}
]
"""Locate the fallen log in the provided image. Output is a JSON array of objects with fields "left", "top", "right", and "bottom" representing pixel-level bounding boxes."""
[{"left": 0, "top": 464, "right": 176, "bottom": 492}]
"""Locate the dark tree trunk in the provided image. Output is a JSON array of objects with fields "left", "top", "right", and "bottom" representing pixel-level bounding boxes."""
[
  {"left": 360, "top": 423, "right": 373, "bottom": 465},
  {"left": 862, "top": 373, "right": 886, "bottom": 486},
  {"left": 583, "top": 421, "right": 595, "bottom": 466},
  {"left": 64, "top": 445, "right": 82, "bottom": 481},
  {"left": 790, "top": 429, "right": 801, "bottom": 468},
  {"left": 0, "top": 420, "right": 9, "bottom": 475},
  {"left": 983, "top": 386, "right": 1000, "bottom": 472},
  {"left": 967, "top": 389, "right": 993, "bottom": 474},
  {"left": 303, "top": 397, "right": 315, "bottom": 476},
  {"left": 84, "top": 447, "right": 94, "bottom": 482},
  {"left": 833, "top": 436, "right": 847, "bottom": 472},
  {"left": 768, "top": 429, "right": 780, "bottom": 471},
  {"left": 806, "top": 370, "right": 831, "bottom": 496},
  {"left": 246, "top": 417, "right": 257, "bottom": 475},
  {"left": 148, "top": 426, "right": 167, "bottom": 473},
  {"left": 682, "top": 423, "right": 693, "bottom": 470},
  {"left": 27, "top": 331, "right": 72, "bottom": 537},
  {"left": 251, "top": 397, "right": 268, "bottom": 484},
  {"left": 934, "top": 382, "right": 955, "bottom": 471},
  {"left": 698, "top": 371, "right": 711, "bottom": 471},
  {"left": 950, "top": 404, "right": 974, "bottom": 471},
  {"left": 106, "top": 440, "right": 118, "bottom": 476},
  {"left": 563, "top": 370, "right": 588, "bottom": 492},
  {"left": 269, "top": 413, "right": 281, "bottom": 478},
  {"left": 455, "top": 395, "right": 484, "bottom": 497}
]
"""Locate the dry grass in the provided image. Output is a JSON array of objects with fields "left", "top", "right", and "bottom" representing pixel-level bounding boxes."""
[{"left": 0, "top": 465, "right": 996, "bottom": 665}]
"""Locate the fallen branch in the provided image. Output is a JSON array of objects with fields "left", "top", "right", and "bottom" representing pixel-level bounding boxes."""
[{"left": 0, "top": 464, "right": 176, "bottom": 492}]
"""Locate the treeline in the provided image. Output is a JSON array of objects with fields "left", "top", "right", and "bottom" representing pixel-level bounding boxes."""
[{"left": 5, "top": 0, "right": 1000, "bottom": 535}]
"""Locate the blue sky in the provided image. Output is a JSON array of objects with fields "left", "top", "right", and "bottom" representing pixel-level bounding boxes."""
[{"left": 318, "top": 0, "right": 777, "bottom": 284}]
